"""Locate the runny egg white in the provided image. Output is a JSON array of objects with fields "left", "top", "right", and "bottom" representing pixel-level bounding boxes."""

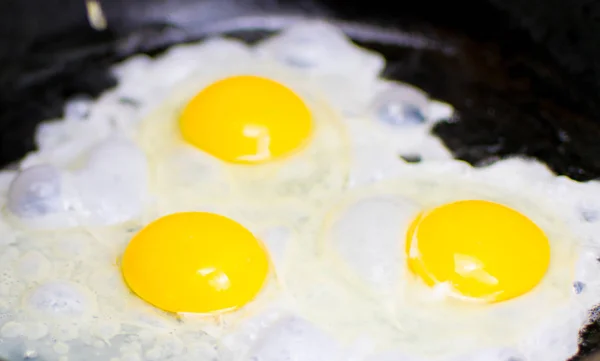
[{"left": 0, "top": 19, "right": 598, "bottom": 361}]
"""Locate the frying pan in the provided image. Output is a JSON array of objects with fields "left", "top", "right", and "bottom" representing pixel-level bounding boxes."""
[{"left": 0, "top": 0, "right": 599, "bottom": 360}]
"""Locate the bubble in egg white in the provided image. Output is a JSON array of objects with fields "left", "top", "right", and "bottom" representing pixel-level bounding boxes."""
[
  {"left": 63, "top": 96, "right": 93, "bottom": 121},
  {"left": 8, "top": 137, "right": 148, "bottom": 230},
  {"left": 16, "top": 250, "right": 53, "bottom": 282},
  {"left": 573, "top": 281, "right": 586, "bottom": 295},
  {"left": 245, "top": 315, "right": 347, "bottom": 361},
  {"left": 26, "top": 281, "right": 96, "bottom": 318},
  {"left": 258, "top": 21, "right": 383, "bottom": 76},
  {"left": 378, "top": 102, "right": 425, "bottom": 126},
  {"left": 8, "top": 164, "right": 66, "bottom": 220},
  {"left": 344, "top": 82, "right": 453, "bottom": 188},
  {"left": 1, "top": 321, "right": 24, "bottom": 338},
  {"left": 370, "top": 82, "right": 429, "bottom": 126},
  {"left": 326, "top": 196, "right": 419, "bottom": 295},
  {"left": 256, "top": 21, "right": 384, "bottom": 114},
  {"left": 23, "top": 322, "right": 49, "bottom": 341},
  {"left": 72, "top": 137, "right": 148, "bottom": 225},
  {"left": 90, "top": 321, "right": 121, "bottom": 342}
]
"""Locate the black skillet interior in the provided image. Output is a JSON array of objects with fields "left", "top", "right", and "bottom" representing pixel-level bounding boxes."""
[{"left": 1, "top": 0, "right": 600, "bottom": 360}]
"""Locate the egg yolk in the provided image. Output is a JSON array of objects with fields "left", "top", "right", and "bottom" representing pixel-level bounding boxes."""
[
  {"left": 179, "top": 75, "right": 313, "bottom": 164},
  {"left": 121, "top": 212, "right": 269, "bottom": 314},
  {"left": 406, "top": 200, "right": 550, "bottom": 302}
]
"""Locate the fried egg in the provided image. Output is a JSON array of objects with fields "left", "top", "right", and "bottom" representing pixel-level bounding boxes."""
[
  {"left": 137, "top": 62, "right": 350, "bottom": 209},
  {"left": 288, "top": 160, "right": 593, "bottom": 361},
  {"left": 0, "top": 19, "right": 598, "bottom": 361}
]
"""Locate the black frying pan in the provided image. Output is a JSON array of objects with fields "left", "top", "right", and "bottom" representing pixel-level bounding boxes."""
[{"left": 1, "top": 0, "right": 599, "bottom": 360}]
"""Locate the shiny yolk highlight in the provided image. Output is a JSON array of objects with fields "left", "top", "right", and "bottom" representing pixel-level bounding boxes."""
[
  {"left": 179, "top": 75, "right": 313, "bottom": 164},
  {"left": 406, "top": 200, "right": 550, "bottom": 302},
  {"left": 121, "top": 212, "right": 269, "bottom": 314}
]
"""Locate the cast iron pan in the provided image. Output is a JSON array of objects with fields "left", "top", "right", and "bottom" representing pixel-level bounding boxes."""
[{"left": 1, "top": 0, "right": 600, "bottom": 360}]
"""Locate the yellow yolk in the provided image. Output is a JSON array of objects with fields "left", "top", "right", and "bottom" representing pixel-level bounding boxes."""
[
  {"left": 121, "top": 212, "right": 269, "bottom": 314},
  {"left": 179, "top": 75, "right": 313, "bottom": 164},
  {"left": 406, "top": 200, "right": 550, "bottom": 302}
]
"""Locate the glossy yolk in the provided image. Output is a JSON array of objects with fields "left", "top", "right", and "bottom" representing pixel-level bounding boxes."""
[
  {"left": 121, "top": 212, "right": 269, "bottom": 314},
  {"left": 179, "top": 75, "right": 313, "bottom": 164},
  {"left": 406, "top": 200, "right": 550, "bottom": 302}
]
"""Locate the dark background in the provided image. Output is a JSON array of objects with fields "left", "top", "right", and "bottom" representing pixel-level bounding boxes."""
[{"left": 1, "top": 0, "right": 600, "bottom": 360}]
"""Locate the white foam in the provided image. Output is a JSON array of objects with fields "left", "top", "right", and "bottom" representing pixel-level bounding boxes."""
[
  {"left": 328, "top": 196, "right": 419, "bottom": 295},
  {"left": 7, "top": 138, "right": 148, "bottom": 229},
  {"left": 244, "top": 316, "right": 347, "bottom": 361},
  {"left": 26, "top": 281, "right": 96, "bottom": 318}
]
